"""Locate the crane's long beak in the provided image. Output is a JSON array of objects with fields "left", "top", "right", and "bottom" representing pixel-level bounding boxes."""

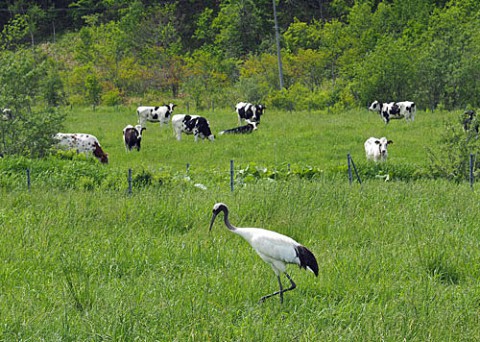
[{"left": 209, "top": 212, "right": 218, "bottom": 232}]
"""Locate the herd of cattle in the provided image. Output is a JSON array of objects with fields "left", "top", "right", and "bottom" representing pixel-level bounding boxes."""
[
  {"left": 7, "top": 98, "right": 469, "bottom": 165},
  {"left": 52, "top": 102, "right": 266, "bottom": 164}
]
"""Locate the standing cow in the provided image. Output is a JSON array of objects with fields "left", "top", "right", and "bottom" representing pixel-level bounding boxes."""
[
  {"left": 54, "top": 133, "right": 109, "bottom": 164},
  {"left": 364, "top": 137, "right": 393, "bottom": 162},
  {"left": 235, "top": 102, "right": 265, "bottom": 124},
  {"left": 137, "top": 103, "right": 176, "bottom": 129},
  {"left": 123, "top": 124, "right": 146, "bottom": 151},
  {"left": 172, "top": 114, "right": 214, "bottom": 142},
  {"left": 369, "top": 100, "right": 416, "bottom": 124}
]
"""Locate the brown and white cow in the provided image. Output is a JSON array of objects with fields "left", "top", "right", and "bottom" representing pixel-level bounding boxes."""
[{"left": 54, "top": 133, "right": 109, "bottom": 164}]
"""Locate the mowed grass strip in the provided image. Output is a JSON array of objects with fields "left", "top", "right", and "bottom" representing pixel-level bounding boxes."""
[{"left": 60, "top": 105, "right": 458, "bottom": 173}]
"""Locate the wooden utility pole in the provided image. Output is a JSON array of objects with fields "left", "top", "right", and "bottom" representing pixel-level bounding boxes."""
[{"left": 272, "top": 0, "right": 284, "bottom": 89}]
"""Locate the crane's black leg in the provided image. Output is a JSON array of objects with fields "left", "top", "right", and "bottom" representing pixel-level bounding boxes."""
[{"left": 259, "top": 273, "right": 296, "bottom": 304}]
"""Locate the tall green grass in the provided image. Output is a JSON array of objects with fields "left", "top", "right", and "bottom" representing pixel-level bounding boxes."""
[{"left": 2, "top": 178, "right": 480, "bottom": 340}]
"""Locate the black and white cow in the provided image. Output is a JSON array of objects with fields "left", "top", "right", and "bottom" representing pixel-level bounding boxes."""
[
  {"left": 219, "top": 120, "right": 259, "bottom": 135},
  {"left": 172, "top": 114, "right": 214, "bottom": 142},
  {"left": 137, "top": 103, "right": 176, "bottom": 128},
  {"left": 235, "top": 102, "right": 265, "bottom": 124},
  {"left": 369, "top": 100, "right": 416, "bottom": 124},
  {"left": 123, "top": 124, "right": 145, "bottom": 151}
]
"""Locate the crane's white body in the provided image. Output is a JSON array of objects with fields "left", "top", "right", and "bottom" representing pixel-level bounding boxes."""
[{"left": 233, "top": 227, "right": 301, "bottom": 275}]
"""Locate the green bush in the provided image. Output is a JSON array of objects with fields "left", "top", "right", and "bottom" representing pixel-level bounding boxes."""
[{"left": 427, "top": 117, "right": 480, "bottom": 182}]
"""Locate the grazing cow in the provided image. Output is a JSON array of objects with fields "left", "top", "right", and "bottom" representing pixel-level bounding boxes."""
[
  {"left": 364, "top": 137, "right": 393, "bottom": 162},
  {"left": 172, "top": 114, "right": 214, "bottom": 142},
  {"left": 54, "top": 133, "right": 109, "bottom": 164},
  {"left": 235, "top": 102, "right": 265, "bottom": 124},
  {"left": 369, "top": 100, "right": 416, "bottom": 124},
  {"left": 462, "top": 110, "right": 479, "bottom": 135},
  {"left": 137, "top": 103, "right": 176, "bottom": 128},
  {"left": 219, "top": 120, "right": 259, "bottom": 135},
  {"left": 123, "top": 124, "right": 146, "bottom": 151}
]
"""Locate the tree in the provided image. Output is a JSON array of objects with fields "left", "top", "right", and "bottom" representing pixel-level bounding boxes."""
[
  {"left": 0, "top": 48, "right": 65, "bottom": 157},
  {"left": 211, "top": 0, "right": 273, "bottom": 59},
  {"left": 85, "top": 72, "right": 102, "bottom": 110},
  {"left": 0, "top": 14, "right": 29, "bottom": 50}
]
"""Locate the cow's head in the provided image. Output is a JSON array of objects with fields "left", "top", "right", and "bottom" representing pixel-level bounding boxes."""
[
  {"left": 134, "top": 124, "right": 145, "bottom": 137},
  {"left": 92, "top": 142, "right": 109, "bottom": 164},
  {"left": 375, "top": 137, "right": 393, "bottom": 158},
  {"left": 255, "top": 104, "right": 265, "bottom": 120},
  {"left": 368, "top": 101, "right": 381, "bottom": 112},
  {"left": 195, "top": 117, "right": 215, "bottom": 141},
  {"left": 164, "top": 103, "right": 176, "bottom": 118}
]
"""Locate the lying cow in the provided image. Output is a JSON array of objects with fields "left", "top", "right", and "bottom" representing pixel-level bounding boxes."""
[
  {"left": 54, "top": 133, "right": 109, "bottom": 164},
  {"left": 364, "top": 137, "right": 393, "bottom": 162},
  {"left": 369, "top": 100, "right": 416, "bottom": 124},
  {"left": 219, "top": 120, "right": 259, "bottom": 135},
  {"left": 172, "top": 114, "right": 214, "bottom": 142},
  {"left": 123, "top": 124, "right": 145, "bottom": 151},
  {"left": 235, "top": 102, "right": 265, "bottom": 124},
  {"left": 137, "top": 103, "right": 176, "bottom": 128}
]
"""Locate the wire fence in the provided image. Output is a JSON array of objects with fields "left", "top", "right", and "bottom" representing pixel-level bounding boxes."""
[{"left": 12, "top": 154, "right": 478, "bottom": 193}]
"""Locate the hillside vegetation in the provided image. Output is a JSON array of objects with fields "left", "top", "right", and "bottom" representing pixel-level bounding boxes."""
[{"left": 1, "top": 0, "right": 480, "bottom": 112}]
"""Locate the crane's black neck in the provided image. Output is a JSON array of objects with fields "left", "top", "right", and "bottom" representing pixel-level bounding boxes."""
[{"left": 217, "top": 204, "right": 236, "bottom": 231}]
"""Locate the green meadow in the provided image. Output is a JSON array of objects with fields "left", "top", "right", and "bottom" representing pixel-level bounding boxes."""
[{"left": 2, "top": 106, "right": 480, "bottom": 340}]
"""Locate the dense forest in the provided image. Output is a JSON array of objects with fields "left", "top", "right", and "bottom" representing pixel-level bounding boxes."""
[{"left": 0, "top": 0, "right": 479, "bottom": 155}]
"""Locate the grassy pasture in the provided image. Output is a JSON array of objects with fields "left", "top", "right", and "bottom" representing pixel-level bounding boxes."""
[
  {"left": 60, "top": 105, "right": 456, "bottom": 175},
  {"left": 2, "top": 106, "right": 480, "bottom": 340}
]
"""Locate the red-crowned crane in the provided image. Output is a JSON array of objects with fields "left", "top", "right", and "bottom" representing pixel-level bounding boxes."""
[{"left": 209, "top": 202, "right": 319, "bottom": 304}]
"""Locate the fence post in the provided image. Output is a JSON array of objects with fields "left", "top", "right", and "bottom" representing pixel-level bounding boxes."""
[
  {"left": 470, "top": 153, "right": 475, "bottom": 189},
  {"left": 347, "top": 154, "right": 353, "bottom": 184},
  {"left": 26, "top": 168, "right": 31, "bottom": 191},
  {"left": 128, "top": 168, "right": 132, "bottom": 194},
  {"left": 351, "top": 156, "right": 362, "bottom": 184},
  {"left": 230, "top": 160, "right": 234, "bottom": 192},
  {"left": 186, "top": 163, "right": 190, "bottom": 176},
  {"left": 347, "top": 154, "right": 362, "bottom": 185}
]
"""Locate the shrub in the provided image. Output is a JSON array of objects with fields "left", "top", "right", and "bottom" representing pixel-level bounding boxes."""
[{"left": 427, "top": 118, "right": 480, "bottom": 182}]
